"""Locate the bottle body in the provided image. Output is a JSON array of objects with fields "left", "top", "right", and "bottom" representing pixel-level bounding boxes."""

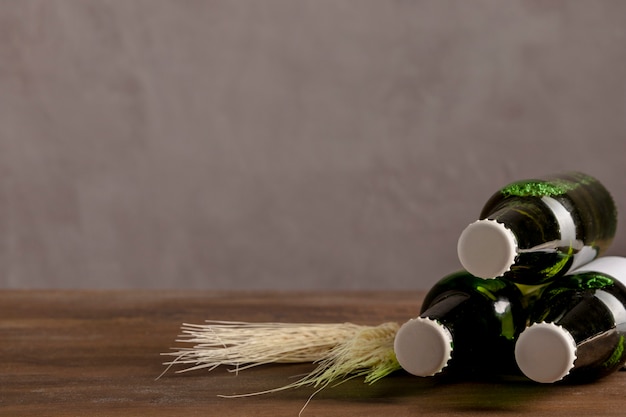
[
  {"left": 394, "top": 271, "right": 526, "bottom": 378},
  {"left": 515, "top": 256, "right": 626, "bottom": 383},
  {"left": 458, "top": 172, "right": 617, "bottom": 284}
]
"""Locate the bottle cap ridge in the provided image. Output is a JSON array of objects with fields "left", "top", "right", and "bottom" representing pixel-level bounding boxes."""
[
  {"left": 394, "top": 317, "right": 453, "bottom": 377},
  {"left": 514, "top": 322, "right": 577, "bottom": 383},
  {"left": 457, "top": 219, "right": 518, "bottom": 279}
]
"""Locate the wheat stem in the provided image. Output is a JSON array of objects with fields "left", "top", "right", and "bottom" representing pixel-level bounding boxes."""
[{"left": 161, "top": 320, "right": 401, "bottom": 393}]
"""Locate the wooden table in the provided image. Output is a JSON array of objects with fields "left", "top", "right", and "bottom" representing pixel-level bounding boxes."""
[{"left": 2, "top": 290, "right": 625, "bottom": 416}]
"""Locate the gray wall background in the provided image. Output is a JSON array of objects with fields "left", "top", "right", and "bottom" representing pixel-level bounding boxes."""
[{"left": 1, "top": 1, "right": 625, "bottom": 290}]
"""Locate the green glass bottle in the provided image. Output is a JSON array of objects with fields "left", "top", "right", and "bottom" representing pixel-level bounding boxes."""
[
  {"left": 394, "top": 270, "right": 526, "bottom": 378},
  {"left": 457, "top": 172, "right": 617, "bottom": 285},
  {"left": 515, "top": 256, "right": 626, "bottom": 383}
]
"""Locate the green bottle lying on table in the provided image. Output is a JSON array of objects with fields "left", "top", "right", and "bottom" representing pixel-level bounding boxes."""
[
  {"left": 457, "top": 172, "right": 617, "bottom": 285},
  {"left": 394, "top": 270, "right": 527, "bottom": 378},
  {"left": 515, "top": 256, "right": 626, "bottom": 383}
]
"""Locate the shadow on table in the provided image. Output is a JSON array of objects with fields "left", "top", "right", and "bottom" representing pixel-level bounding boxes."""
[
  {"left": 285, "top": 370, "right": 575, "bottom": 414},
  {"left": 159, "top": 363, "right": 615, "bottom": 415}
]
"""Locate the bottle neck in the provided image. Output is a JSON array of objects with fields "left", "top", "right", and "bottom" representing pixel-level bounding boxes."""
[
  {"left": 485, "top": 199, "right": 568, "bottom": 251},
  {"left": 549, "top": 291, "right": 626, "bottom": 380},
  {"left": 420, "top": 292, "right": 472, "bottom": 321}
]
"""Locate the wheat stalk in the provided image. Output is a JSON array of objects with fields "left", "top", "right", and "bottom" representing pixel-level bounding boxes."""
[{"left": 161, "top": 320, "right": 401, "bottom": 391}]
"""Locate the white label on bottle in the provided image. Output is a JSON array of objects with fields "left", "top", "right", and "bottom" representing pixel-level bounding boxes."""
[
  {"left": 540, "top": 196, "right": 578, "bottom": 247},
  {"left": 573, "top": 256, "right": 626, "bottom": 286},
  {"left": 540, "top": 196, "right": 598, "bottom": 275}
]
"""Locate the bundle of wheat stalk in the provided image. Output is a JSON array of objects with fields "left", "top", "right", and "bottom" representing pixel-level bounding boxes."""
[{"left": 161, "top": 320, "right": 401, "bottom": 396}]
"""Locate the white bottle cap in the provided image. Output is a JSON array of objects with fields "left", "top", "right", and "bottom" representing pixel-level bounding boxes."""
[
  {"left": 393, "top": 317, "right": 453, "bottom": 377},
  {"left": 514, "top": 322, "right": 577, "bottom": 383},
  {"left": 457, "top": 219, "right": 518, "bottom": 278}
]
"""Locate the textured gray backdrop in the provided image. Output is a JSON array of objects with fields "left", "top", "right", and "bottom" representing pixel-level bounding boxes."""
[{"left": 1, "top": 1, "right": 625, "bottom": 289}]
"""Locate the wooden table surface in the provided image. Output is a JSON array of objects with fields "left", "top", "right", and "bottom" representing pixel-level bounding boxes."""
[{"left": 2, "top": 290, "right": 626, "bottom": 417}]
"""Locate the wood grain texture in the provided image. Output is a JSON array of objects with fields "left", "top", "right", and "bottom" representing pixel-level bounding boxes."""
[{"left": 2, "top": 290, "right": 625, "bottom": 416}]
